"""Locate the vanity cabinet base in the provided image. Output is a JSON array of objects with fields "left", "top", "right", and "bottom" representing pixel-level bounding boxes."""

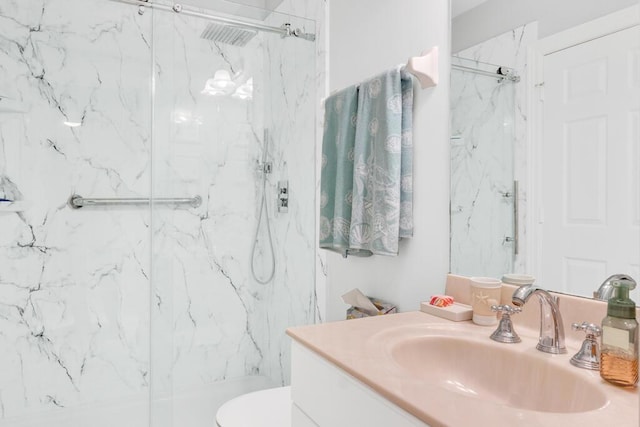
[{"left": 291, "top": 341, "right": 429, "bottom": 427}]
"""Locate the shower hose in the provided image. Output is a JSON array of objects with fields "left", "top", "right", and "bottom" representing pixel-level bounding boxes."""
[{"left": 250, "top": 154, "right": 276, "bottom": 284}]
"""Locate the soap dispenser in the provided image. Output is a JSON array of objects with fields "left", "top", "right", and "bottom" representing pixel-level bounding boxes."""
[{"left": 600, "top": 279, "right": 638, "bottom": 387}]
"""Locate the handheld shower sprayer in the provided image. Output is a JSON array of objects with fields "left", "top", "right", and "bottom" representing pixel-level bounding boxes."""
[{"left": 250, "top": 129, "right": 276, "bottom": 284}]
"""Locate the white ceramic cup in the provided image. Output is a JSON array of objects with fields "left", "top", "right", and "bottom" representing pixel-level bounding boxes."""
[
  {"left": 501, "top": 274, "right": 536, "bottom": 286},
  {"left": 470, "top": 277, "right": 502, "bottom": 326}
]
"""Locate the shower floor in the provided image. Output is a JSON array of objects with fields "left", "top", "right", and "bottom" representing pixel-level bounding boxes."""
[{"left": 1, "top": 375, "right": 277, "bottom": 427}]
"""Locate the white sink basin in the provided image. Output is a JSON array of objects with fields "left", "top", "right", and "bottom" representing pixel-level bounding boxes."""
[{"left": 390, "top": 334, "right": 608, "bottom": 413}]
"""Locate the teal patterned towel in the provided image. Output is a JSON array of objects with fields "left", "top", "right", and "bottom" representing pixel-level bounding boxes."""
[
  {"left": 319, "top": 84, "right": 368, "bottom": 256},
  {"left": 320, "top": 68, "right": 414, "bottom": 256}
]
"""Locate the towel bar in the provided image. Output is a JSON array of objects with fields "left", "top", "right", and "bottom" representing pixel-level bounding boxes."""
[{"left": 68, "top": 194, "right": 202, "bottom": 209}]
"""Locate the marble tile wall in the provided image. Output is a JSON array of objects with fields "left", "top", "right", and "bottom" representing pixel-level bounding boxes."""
[
  {"left": 262, "top": 9, "right": 318, "bottom": 383},
  {"left": 0, "top": 0, "right": 320, "bottom": 421},
  {"left": 450, "top": 57, "right": 516, "bottom": 278},
  {"left": 450, "top": 23, "right": 538, "bottom": 279},
  {"left": 150, "top": 4, "right": 317, "bottom": 392},
  {"left": 150, "top": 9, "right": 269, "bottom": 397},
  {"left": 274, "top": 0, "right": 328, "bottom": 325}
]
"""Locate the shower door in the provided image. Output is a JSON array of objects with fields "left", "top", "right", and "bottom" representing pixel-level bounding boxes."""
[
  {"left": 149, "top": 2, "right": 316, "bottom": 425},
  {"left": 0, "top": 0, "right": 154, "bottom": 425}
]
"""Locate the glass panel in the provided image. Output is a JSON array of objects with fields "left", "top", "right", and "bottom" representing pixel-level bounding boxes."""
[
  {"left": 0, "top": 0, "right": 152, "bottom": 425},
  {"left": 150, "top": 2, "right": 316, "bottom": 426},
  {"left": 450, "top": 57, "right": 516, "bottom": 278}
]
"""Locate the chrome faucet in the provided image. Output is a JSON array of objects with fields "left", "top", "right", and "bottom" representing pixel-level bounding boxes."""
[
  {"left": 593, "top": 274, "right": 636, "bottom": 301},
  {"left": 512, "top": 284, "right": 566, "bottom": 354}
]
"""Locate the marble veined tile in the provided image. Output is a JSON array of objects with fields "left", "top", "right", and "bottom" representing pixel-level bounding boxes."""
[{"left": 0, "top": 0, "right": 153, "bottom": 419}]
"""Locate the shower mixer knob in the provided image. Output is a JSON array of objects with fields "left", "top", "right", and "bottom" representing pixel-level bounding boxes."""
[{"left": 278, "top": 181, "right": 289, "bottom": 213}]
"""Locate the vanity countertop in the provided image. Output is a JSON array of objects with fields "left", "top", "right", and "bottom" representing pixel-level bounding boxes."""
[{"left": 287, "top": 311, "right": 639, "bottom": 427}]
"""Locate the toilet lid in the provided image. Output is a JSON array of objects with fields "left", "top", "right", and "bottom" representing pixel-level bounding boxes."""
[{"left": 216, "top": 386, "right": 291, "bottom": 427}]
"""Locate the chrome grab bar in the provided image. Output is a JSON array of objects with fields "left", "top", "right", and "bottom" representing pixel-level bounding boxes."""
[
  {"left": 502, "top": 180, "right": 519, "bottom": 255},
  {"left": 513, "top": 180, "right": 519, "bottom": 256},
  {"left": 68, "top": 194, "right": 202, "bottom": 209}
]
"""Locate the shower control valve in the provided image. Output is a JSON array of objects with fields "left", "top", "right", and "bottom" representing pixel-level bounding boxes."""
[
  {"left": 257, "top": 162, "right": 272, "bottom": 174},
  {"left": 278, "top": 180, "right": 289, "bottom": 213}
]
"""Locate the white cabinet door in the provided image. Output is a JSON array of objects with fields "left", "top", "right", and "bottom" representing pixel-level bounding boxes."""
[
  {"left": 290, "top": 341, "right": 429, "bottom": 427},
  {"left": 540, "top": 25, "right": 640, "bottom": 297}
]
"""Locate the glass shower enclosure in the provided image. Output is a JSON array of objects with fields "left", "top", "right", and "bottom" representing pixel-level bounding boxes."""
[{"left": 0, "top": 0, "right": 316, "bottom": 426}]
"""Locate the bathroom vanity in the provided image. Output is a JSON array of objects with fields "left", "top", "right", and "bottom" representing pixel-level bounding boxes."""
[
  {"left": 287, "top": 278, "right": 639, "bottom": 426},
  {"left": 289, "top": 333, "right": 425, "bottom": 426}
]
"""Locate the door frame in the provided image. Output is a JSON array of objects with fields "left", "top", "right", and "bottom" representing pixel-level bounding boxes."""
[{"left": 525, "top": 5, "right": 640, "bottom": 283}]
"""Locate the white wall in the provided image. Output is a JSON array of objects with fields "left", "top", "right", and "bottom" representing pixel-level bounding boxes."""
[
  {"left": 325, "top": 0, "right": 451, "bottom": 321},
  {"left": 452, "top": 0, "right": 637, "bottom": 52}
]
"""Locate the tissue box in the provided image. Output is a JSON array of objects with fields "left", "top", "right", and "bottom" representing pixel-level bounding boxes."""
[{"left": 346, "top": 297, "right": 397, "bottom": 319}]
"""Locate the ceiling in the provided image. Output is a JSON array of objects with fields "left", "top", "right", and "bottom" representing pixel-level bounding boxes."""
[{"left": 452, "top": 0, "right": 489, "bottom": 17}]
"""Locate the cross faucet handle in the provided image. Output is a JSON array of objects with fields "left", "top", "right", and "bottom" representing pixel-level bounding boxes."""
[
  {"left": 571, "top": 322, "right": 602, "bottom": 337},
  {"left": 570, "top": 322, "right": 601, "bottom": 370},
  {"left": 489, "top": 305, "right": 522, "bottom": 344},
  {"left": 491, "top": 305, "right": 522, "bottom": 316}
]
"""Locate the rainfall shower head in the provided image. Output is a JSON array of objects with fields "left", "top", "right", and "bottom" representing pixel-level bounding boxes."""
[{"left": 200, "top": 22, "right": 257, "bottom": 47}]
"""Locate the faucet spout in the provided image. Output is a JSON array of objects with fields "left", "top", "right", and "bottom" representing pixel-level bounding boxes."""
[
  {"left": 512, "top": 284, "right": 566, "bottom": 354},
  {"left": 594, "top": 274, "right": 636, "bottom": 301}
]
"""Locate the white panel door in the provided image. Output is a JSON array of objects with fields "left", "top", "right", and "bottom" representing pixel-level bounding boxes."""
[{"left": 541, "top": 25, "right": 640, "bottom": 298}]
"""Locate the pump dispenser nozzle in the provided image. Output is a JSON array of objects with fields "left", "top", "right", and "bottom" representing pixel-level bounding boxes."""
[{"left": 608, "top": 280, "right": 637, "bottom": 319}]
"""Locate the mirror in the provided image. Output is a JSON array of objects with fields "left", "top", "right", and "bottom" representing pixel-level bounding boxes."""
[{"left": 449, "top": 0, "right": 640, "bottom": 302}]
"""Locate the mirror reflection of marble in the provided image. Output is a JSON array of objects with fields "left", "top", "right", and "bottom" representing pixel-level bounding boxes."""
[
  {"left": 450, "top": 56, "right": 517, "bottom": 277},
  {"left": 450, "top": 0, "right": 640, "bottom": 302}
]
